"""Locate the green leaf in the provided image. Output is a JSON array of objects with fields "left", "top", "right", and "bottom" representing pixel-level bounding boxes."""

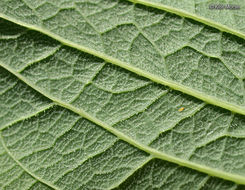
[
  {"left": 129, "top": 0, "right": 245, "bottom": 40},
  {"left": 1, "top": 0, "right": 245, "bottom": 115},
  {"left": 0, "top": 0, "right": 245, "bottom": 189}
]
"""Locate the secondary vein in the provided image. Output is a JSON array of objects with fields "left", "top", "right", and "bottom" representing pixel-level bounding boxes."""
[
  {"left": 0, "top": 14, "right": 244, "bottom": 115},
  {"left": 1, "top": 62, "right": 245, "bottom": 185},
  {"left": 0, "top": 132, "right": 59, "bottom": 190},
  {"left": 127, "top": 0, "right": 245, "bottom": 40}
]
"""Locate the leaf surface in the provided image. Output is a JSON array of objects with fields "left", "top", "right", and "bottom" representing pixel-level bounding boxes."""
[
  {"left": 1, "top": 0, "right": 245, "bottom": 189},
  {"left": 1, "top": 0, "right": 245, "bottom": 114},
  {"left": 129, "top": 0, "right": 245, "bottom": 40}
]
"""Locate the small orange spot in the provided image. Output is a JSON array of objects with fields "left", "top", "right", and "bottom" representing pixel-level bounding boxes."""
[{"left": 178, "top": 107, "right": 184, "bottom": 112}]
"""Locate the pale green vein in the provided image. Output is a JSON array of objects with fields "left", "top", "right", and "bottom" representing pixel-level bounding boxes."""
[
  {"left": 148, "top": 102, "right": 206, "bottom": 146},
  {"left": 180, "top": 44, "right": 242, "bottom": 80},
  {"left": 92, "top": 81, "right": 151, "bottom": 94},
  {"left": 0, "top": 103, "right": 54, "bottom": 130},
  {"left": 1, "top": 62, "right": 245, "bottom": 185},
  {"left": 132, "top": 10, "right": 169, "bottom": 77},
  {"left": 69, "top": 62, "right": 106, "bottom": 103},
  {"left": 110, "top": 156, "right": 153, "bottom": 189},
  {"left": 0, "top": 14, "right": 245, "bottom": 116},
  {"left": 196, "top": 176, "right": 210, "bottom": 190},
  {"left": 0, "top": 30, "right": 27, "bottom": 40},
  {"left": 44, "top": 138, "right": 118, "bottom": 185},
  {"left": 17, "top": 45, "right": 62, "bottom": 73},
  {"left": 112, "top": 89, "right": 168, "bottom": 126},
  {"left": 0, "top": 132, "right": 59, "bottom": 190},
  {"left": 0, "top": 81, "right": 17, "bottom": 95},
  {"left": 127, "top": 0, "right": 245, "bottom": 40}
]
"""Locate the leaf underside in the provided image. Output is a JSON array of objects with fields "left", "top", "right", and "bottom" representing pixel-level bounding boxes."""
[{"left": 1, "top": 0, "right": 245, "bottom": 189}]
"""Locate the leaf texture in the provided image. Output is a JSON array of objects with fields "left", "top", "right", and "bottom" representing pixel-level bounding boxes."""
[
  {"left": 1, "top": 0, "right": 245, "bottom": 189},
  {"left": 1, "top": 0, "right": 245, "bottom": 114},
  {"left": 129, "top": 0, "right": 245, "bottom": 40}
]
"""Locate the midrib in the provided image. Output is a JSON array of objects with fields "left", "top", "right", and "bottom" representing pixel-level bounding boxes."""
[
  {"left": 1, "top": 61, "right": 245, "bottom": 185},
  {"left": 0, "top": 13, "right": 245, "bottom": 116}
]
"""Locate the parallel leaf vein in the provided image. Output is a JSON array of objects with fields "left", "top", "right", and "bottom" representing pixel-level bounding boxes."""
[
  {"left": 1, "top": 62, "right": 245, "bottom": 184},
  {"left": 0, "top": 14, "right": 245, "bottom": 115}
]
